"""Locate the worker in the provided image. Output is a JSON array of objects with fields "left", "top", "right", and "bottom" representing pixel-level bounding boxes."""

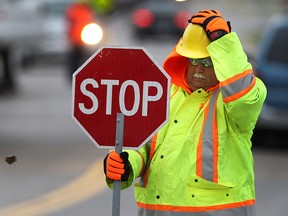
[
  {"left": 65, "top": 0, "right": 95, "bottom": 80},
  {"left": 103, "top": 10, "right": 267, "bottom": 216}
]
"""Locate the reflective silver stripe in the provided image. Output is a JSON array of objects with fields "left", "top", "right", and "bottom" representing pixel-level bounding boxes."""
[
  {"left": 201, "top": 89, "right": 220, "bottom": 182},
  {"left": 138, "top": 205, "right": 255, "bottom": 216},
  {"left": 221, "top": 74, "right": 255, "bottom": 99}
]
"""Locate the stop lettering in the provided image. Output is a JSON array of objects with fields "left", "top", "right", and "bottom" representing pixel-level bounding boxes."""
[{"left": 79, "top": 78, "right": 163, "bottom": 116}]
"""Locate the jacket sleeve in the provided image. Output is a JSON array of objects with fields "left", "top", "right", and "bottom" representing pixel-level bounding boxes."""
[
  {"left": 106, "top": 144, "right": 149, "bottom": 190},
  {"left": 207, "top": 32, "right": 267, "bottom": 132}
]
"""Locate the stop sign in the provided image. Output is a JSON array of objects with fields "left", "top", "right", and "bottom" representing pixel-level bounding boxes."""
[{"left": 72, "top": 46, "right": 170, "bottom": 149}]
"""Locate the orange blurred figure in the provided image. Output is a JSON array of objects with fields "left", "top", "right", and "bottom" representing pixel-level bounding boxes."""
[{"left": 65, "top": 0, "right": 95, "bottom": 79}]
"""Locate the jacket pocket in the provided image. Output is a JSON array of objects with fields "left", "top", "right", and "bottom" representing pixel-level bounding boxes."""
[{"left": 186, "top": 175, "right": 236, "bottom": 205}]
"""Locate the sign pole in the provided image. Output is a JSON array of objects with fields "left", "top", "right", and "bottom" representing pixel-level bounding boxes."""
[{"left": 112, "top": 113, "right": 124, "bottom": 216}]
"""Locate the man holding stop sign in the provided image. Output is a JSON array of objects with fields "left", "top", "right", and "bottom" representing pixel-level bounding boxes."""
[
  {"left": 103, "top": 10, "right": 267, "bottom": 216},
  {"left": 73, "top": 40, "right": 170, "bottom": 215}
]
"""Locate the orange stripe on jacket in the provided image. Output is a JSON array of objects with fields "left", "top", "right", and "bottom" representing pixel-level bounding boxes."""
[
  {"left": 142, "top": 134, "right": 158, "bottom": 186},
  {"left": 220, "top": 69, "right": 253, "bottom": 87},
  {"left": 223, "top": 78, "right": 256, "bottom": 103},
  {"left": 136, "top": 151, "right": 146, "bottom": 178},
  {"left": 136, "top": 199, "right": 255, "bottom": 212}
]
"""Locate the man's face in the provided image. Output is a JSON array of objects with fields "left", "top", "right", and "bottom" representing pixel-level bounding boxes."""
[{"left": 185, "top": 58, "right": 219, "bottom": 92}]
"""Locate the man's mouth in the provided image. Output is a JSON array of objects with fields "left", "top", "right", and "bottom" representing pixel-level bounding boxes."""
[{"left": 193, "top": 73, "right": 205, "bottom": 79}]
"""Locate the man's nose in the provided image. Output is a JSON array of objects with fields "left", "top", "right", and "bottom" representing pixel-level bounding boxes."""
[{"left": 195, "top": 63, "right": 205, "bottom": 72}]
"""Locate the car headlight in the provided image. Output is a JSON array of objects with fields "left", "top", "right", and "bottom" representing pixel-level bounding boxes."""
[{"left": 81, "top": 23, "right": 103, "bottom": 45}]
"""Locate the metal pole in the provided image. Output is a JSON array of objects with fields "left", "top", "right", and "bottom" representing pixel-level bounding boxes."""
[{"left": 112, "top": 113, "right": 124, "bottom": 216}]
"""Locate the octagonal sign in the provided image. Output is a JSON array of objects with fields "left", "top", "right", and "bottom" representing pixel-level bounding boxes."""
[{"left": 72, "top": 46, "right": 170, "bottom": 149}]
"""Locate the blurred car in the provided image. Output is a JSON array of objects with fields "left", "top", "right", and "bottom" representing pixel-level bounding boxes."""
[
  {"left": 28, "top": 0, "right": 75, "bottom": 62},
  {"left": 37, "top": 0, "right": 106, "bottom": 63},
  {"left": 0, "top": 0, "right": 53, "bottom": 90},
  {"left": 115, "top": 0, "right": 139, "bottom": 9},
  {"left": 0, "top": 0, "right": 106, "bottom": 87},
  {"left": 0, "top": 0, "right": 33, "bottom": 91},
  {"left": 131, "top": 0, "right": 191, "bottom": 39},
  {"left": 0, "top": 0, "right": 45, "bottom": 68},
  {"left": 253, "top": 15, "right": 288, "bottom": 132},
  {"left": 0, "top": 0, "right": 13, "bottom": 90}
]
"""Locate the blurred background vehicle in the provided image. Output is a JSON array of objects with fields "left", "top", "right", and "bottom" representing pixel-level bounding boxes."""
[
  {"left": 26, "top": 0, "right": 75, "bottom": 64},
  {"left": 0, "top": 0, "right": 106, "bottom": 91},
  {"left": 131, "top": 0, "right": 191, "bottom": 39},
  {"left": 116, "top": 0, "right": 137, "bottom": 8},
  {"left": 14, "top": 0, "right": 105, "bottom": 66},
  {"left": 0, "top": 0, "right": 44, "bottom": 68},
  {"left": 0, "top": 0, "right": 65, "bottom": 91},
  {"left": 252, "top": 14, "right": 288, "bottom": 145},
  {"left": 0, "top": 0, "right": 18, "bottom": 91},
  {"left": 0, "top": 0, "right": 40, "bottom": 90}
]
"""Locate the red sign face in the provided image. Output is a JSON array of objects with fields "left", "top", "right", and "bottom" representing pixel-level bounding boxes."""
[{"left": 72, "top": 47, "right": 170, "bottom": 149}]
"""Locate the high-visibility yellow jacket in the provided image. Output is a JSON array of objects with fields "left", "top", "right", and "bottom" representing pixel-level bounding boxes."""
[{"left": 107, "top": 33, "right": 267, "bottom": 216}]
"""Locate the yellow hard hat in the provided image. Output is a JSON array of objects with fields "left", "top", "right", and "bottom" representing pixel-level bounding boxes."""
[{"left": 176, "top": 24, "right": 210, "bottom": 58}]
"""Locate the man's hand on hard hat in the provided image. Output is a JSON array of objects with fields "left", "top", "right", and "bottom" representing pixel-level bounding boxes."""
[
  {"left": 190, "top": 9, "right": 231, "bottom": 41},
  {"left": 104, "top": 151, "right": 131, "bottom": 181}
]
